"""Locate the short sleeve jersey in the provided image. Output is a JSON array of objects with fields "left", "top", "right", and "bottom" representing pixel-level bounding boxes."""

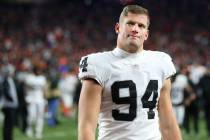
[{"left": 78, "top": 48, "right": 176, "bottom": 140}]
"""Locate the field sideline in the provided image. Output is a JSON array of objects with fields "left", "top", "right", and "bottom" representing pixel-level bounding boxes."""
[{"left": 0, "top": 114, "right": 209, "bottom": 140}]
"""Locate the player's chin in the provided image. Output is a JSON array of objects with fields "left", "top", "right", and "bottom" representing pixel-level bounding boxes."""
[
  {"left": 129, "top": 41, "right": 140, "bottom": 47},
  {"left": 127, "top": 42, "right": 140, "bottom": 52}
]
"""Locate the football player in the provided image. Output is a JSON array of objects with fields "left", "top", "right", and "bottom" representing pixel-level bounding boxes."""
[{"left": 78, "top": 5, "right": 181, "bottom": 140}]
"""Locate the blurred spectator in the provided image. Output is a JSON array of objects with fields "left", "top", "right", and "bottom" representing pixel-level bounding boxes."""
[
  {"left": 59, "top": 68, "right": 78, "bottom": 117},
  {"left": 198, "top": 64, "right": 210, "bottom": 137},
  {"left": 171, "top": 65, "right": 196, "bottom": 126},
  {"left": 45, "top": 71, "right": 61, "bottom": 127},
  {"left": 0, "top": 64, "right": 18, "bottom": 140},
  {"left": 73, "top": 78, "right": 82, "bottom": 121},
  {"left": 184, "top": 63, "right": 207, "bottom": 135},
  {"left": 15, "top": 68, "right": 28, "bottom": 133},
  {"left": 24, "top": 66, "right": 47, "bottom": 139}
]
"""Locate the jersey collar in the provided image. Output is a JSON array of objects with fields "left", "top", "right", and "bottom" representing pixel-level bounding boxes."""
[{"left": 112, "top": 47, "right": 144, "bottom": 58}]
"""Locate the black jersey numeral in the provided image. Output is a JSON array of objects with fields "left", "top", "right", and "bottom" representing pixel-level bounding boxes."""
[
  {"left": 141, "top": 80, "right": 158, "bottom": 119},
  {"left": 80, "top": 57, "right": 88, "bottom": 72},
  {"left": 111, "top": 80, "right": 158, "bottom": 121},
  {"left": 111, "top": 80, "right": 137, "bottom": 121}
]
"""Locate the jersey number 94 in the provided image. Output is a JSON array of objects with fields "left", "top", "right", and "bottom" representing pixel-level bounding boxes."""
[{"left": 111, "top": 80, "right": 158, "bottom": 121}]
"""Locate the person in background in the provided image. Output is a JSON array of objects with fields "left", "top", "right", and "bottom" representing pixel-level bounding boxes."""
[
  {"left": 184, "top": 62, "right": 206, "bottom": 135},
  {"left": 171, "top": 65, "right": 196, "bottom": 126},
  {"left": 46, "top": 71, "right": 61, "bottom": 127},
  {"left": 73, "top": 78, "right": 82, "bottom": 122},
  {"left": 198, "top": 64, "right": 210, "bottom": 138},
  {"left": 25, "top": 66, "right": 47, "bottom": 139},
  {"left": 0, "top": 64, "right": 18, "bottom": 140},
  {"left": 15, "top": 66, "right": 29, "bottom": 133},
  {"left": 59, "top": 68, "right": 78, "bottom": 117}
]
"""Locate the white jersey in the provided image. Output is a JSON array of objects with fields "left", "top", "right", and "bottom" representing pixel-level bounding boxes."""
[
  {"left": 59, "top": 74, "right": 78, "bottom": 107},
  {"left": 189, "top": 65, "right": 206, "bottom": 85},
  {"left": 171, "top": 74, "right": 188, "bottom": 105},
  {"left": 25, "top": 73, "right": 47, "bottom": 103},
  {"left": 59, "top": 74, "right": 78, "bottom": 96},
  {"left": 78, "top": 48, "right": 176, "bottom": 140}
]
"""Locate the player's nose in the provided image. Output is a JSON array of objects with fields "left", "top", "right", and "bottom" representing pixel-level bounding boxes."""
[{"left": 131, "top": 24, "right": 139, "bottom": 33}]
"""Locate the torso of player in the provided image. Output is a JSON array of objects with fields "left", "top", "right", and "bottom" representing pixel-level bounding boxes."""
[
  {"left": 25, "top": 74, "right": 46, "bottom": 103},
  {"left": 171, "top": 74, "right": 188, "bottom": 105},
  {"left": 79, "top": 47, "right": 176, "bottom": 140},
  {"left": 59, "top": 75, "right": 78, "bottom": 95}
]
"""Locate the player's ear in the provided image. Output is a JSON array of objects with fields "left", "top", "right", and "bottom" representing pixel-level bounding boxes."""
[{"left": 115, "top": 23, "right": 120, "bottom": 34}]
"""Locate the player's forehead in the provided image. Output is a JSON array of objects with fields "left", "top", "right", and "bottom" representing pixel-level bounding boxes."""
[{"left": 121, "top": 13, "right": 148, "bottom": 25}]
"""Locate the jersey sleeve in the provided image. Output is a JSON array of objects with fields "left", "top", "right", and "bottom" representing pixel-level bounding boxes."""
[
  {"left": 162, "top": 53, "right": 176, "bottom": 79},
  {"left": 78, "top": 54, "right": 108, "bottom": 87}
]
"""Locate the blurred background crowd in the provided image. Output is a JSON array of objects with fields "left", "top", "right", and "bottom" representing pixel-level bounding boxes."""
[{"left": 0, "top": 0, "right": 210, "bottom": 140}]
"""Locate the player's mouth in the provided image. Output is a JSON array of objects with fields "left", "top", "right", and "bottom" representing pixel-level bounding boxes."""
[{"left": 128, "top": 35, "right": 139, "bottom": 39}]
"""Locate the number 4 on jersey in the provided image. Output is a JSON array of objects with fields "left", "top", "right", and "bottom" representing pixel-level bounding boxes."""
[
  {"left": 80, "top": 57, "right": 88, "bottom": 72},
  {"left": 141, "top": 80, "right": 158, "bottom": 119}
]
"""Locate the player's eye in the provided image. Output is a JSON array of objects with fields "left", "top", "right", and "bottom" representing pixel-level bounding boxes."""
[
  {"left": 127, "top": 21, "right": 135, "bottom": 26},
  {"left": 138, "top": 23, "right": 146, "bottom": 29}
]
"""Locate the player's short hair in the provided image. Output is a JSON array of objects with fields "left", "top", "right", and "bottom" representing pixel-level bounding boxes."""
[{"left": 119, "top": 5, "right": 150, "bottom": 27}]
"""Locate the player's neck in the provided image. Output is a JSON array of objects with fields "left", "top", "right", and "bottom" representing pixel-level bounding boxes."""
[{"left": 116, "top": 46, "right": 144, "bottom": 54}]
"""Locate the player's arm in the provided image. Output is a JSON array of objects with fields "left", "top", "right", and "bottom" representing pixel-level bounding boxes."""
[
  {"left": 158, "top": 78, "right": 182, "bottom": 140},
  {"left": 78, "top": 78, "right": 103, "bottom": 140}
]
